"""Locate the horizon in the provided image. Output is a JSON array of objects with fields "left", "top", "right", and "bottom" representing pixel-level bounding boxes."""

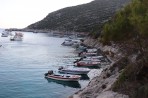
[{"left": 0, "top": 0, "right": 93, "bottom": 29}]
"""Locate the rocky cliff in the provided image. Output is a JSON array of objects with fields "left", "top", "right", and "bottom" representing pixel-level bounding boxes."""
[
  {"left": 71, "top": 0, "right": 148, "bottom": 97},
  {"left": 69, "top": 38, "right": 128, "bottom": 98},
  {"left": 71, "top": 36, "right": 148, "bottom": 98},
  {"left": 27, "top": 0, "right": 130, "bottom": 33}
]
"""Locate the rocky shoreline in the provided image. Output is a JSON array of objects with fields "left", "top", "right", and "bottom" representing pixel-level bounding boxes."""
[{"left": 70, "top": 38, "right": 129, "bottom": 98}]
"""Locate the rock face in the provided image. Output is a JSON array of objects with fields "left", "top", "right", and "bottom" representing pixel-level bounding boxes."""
[
  {"left": 72, "top": 62, "right": 128, "bottom": 98},
  {"left": 70, "top": 38, "right": 129, "bottom": 98},
  {"left": 27, "top": 0, "right": 131, "bottom": 33},
  {"left": 96, "top": 91, "right": 129, "bottom": 98}
]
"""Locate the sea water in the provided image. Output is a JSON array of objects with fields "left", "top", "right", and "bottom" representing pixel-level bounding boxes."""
[{"left": 0, "top": 32, "right": 91, "bottom": 98}]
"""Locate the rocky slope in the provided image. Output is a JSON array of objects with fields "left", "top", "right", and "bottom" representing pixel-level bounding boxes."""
[
  {"left": 27, "top": 0, "right": 130, "bottom": 33},
  {"left": 71, "top": 36, "right": 148, "bottom": 98},
  {"left": 72, "top": 34, "right": 148, "bottom": 98},
  {"left": 72, "top": 0, "right": 148, "bottom": 97},
  {"left": 70, "top": 38, "right": 129, "bottom": 98}
]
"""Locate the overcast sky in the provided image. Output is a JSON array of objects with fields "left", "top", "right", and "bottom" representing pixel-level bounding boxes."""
[{"left": 0, "top": 0, "right": 93, "bottom": 29}]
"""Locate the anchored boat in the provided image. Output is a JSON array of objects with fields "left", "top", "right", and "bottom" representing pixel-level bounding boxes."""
[
  {"left": 76, "top": 60, "right": 100, "bottom": 67},
  {"left": 58, "top": 66, "right": 90, "bottom": 75},
  {"left": 45, "top": 70, "right": 81, "bottom": 81},
  {"left": 10, "top": 32, "right": 23, "bottom": 41},
  {"left": 1, "top": 30, "right": 10, "bottom": 37}
]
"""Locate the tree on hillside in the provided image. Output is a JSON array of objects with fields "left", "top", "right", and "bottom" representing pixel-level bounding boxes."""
[
  {"left": 102, "top": 4, "right": 132, "bottom": 44},
  {"left": 102, "top": 0, "right": 148, "bottom": 53},
  {"left": 102, "top": 0, "right": 148, "bottom": 75},
  {"left": 128, "top": 0, "right": 148, "bottom": 71}
]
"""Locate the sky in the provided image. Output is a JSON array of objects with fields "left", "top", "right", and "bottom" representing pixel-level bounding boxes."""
[{"left": 0, "top": 0, "right": 93, "bottom": 29}]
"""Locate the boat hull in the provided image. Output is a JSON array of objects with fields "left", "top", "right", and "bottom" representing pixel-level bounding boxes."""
[
  {"left": 76, "top": 63, "right": 99, "bottom": 67},
  {"left": 58, "top": 70, "right": 89, "bottom": 75},
  {"left": 10, "top": 32, "right": 23, "bottom": 41},
  {"left": 45, "top": 78, "right": 81, "bottom": 88},
  {"left": 10, "top": 37, "right": 22, "bottom": 41},
  {"left": 76, "top": 61, "right": 100, "bottom": 67},
  {"left": 45, "top": 74, "right": 81, "bottom": 81},
  {"left": 1, "top": 35, "right": 8, "bottom": 37}
]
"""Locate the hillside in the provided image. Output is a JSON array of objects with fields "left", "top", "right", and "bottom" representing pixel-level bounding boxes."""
[
  {"left": 101, "top": 0, "right": 148, "bottom": 97},
  {"left": 71, "top": 0, "right": 148, "bottom": 98},
  {"left": 27, "top": 0, "right": 130, "bottom": 33}
]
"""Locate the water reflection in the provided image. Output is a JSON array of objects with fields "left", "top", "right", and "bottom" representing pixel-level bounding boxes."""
[{"left": 45, "top": 78, "right": 81, "bottom": 88}]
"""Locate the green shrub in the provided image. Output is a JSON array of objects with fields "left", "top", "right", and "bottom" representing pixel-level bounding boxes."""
[{"left": 101, "top": 0, "right": 148, "bottom": 44}]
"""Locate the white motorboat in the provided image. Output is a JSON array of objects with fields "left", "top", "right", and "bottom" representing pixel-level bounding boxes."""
[
  {"left": 87, "top": 48, "right": 97, "bottom": 53},
  {"left": 1, "top": 31, "right": 10, "bottom": 37},
  {"left": 61, "top": 39, "right": 80, "bottom": 46},
  {"left": 10, "top": 32, "right": 23, "bottom": 41},
  {"left": 58, "top": 66, "right": 90, "bottom": 75}
]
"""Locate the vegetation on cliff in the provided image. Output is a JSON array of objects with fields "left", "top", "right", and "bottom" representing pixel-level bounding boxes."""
[
  {"left": 102, "top": 0, "right": 148, "bottom": 43},
  {"left": 101, "top": 0, "right": 148, "bottom": 98}
]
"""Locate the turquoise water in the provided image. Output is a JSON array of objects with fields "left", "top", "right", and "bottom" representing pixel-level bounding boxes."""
[{"left": 0, "top": 32, "right": 89, "bottom": 98}]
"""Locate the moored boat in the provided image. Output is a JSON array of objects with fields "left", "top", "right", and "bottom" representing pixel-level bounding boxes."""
[
  {"left": 87, "top": 48, "right": 97, "bottom": 53},
  {"left": 61, "top": 39, "right": 80, "bottom": 46},
  {"left": 1, "top": 31, "right": 10, "bottom": 37},
  {"left": 10, "top": 32, "right": 23, "bottom": 41},
  {"left": 45, "top": 70, "right": 81, "bottom": 81},
  {"left": 61, "top": 39, "right": 74, "bottom": 46},
  {"left": 58, "top": 66, "right": 90, "bottom": 75},
  {"left": 73, "top": 56, "right": 103, "bottom": 64},
  {"left": 76, "top": 60, "right": 100, "bottom": 67},
  {"left": 79, "top": 52, "right": 97, "bottom": 57}
]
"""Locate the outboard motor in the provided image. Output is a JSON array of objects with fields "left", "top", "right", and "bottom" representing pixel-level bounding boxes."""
[
  {"left": 58, "top": 66, "right": 64, "bottom": 70},
  {"left": 44, "top": 73, "right": 48, "bottom": 76},
  {"left": 45, "top": 70, "right": 53, "bottom": 76},
  {"left": 48, "top": 70, "right": 53, "bottom": 75}
]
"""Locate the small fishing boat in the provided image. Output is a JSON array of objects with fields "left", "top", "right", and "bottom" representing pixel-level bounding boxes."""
[
  {"left": 73, "top": 56, "right": 103, "bottom": 64},
  {"left": 1, "top": 31, "right": 10, "bottom": 37},
  {"left": 45, "top": 70, "right": 81, "bottom": 81},
  {"left": 61, "top": 39, "right": 80, "bottom": 46},
  {"left": 58, "top": 66, "right": 90, "bottom": 75},
  {"left": 86, "top": 56, "right": 104, "bottom": 59},
  {"left": 76, "top": 60, "right": 100, "bottom": 67},
  {"left": 79, "top": 52, "right": 97, "bottom": 57},
  {"left": 87, "top": 48, "right": 97, "bottom": 53},
  {"left": 10, "top": 32, "right": 23, "bottom": 41}
]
